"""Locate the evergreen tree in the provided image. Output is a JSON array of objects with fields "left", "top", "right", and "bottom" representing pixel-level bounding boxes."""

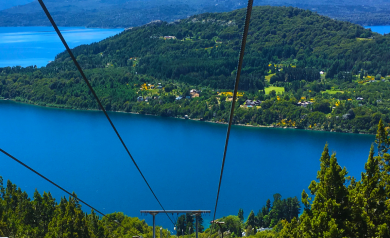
[
  {"left": 46, "top": 194, "right": 90, "bottom": 238},
  {"left": 374, "top": 121, "right": 390, "bottom": 236},
  {"left": 265, "top": 199, "right": 271, "bottom": 214},
  {"left": 186, "top": 213, "right": 194, "bottom": 234},
  {"left": 273, "top": 193, "right": 282, "bottom": 202},
  {"left": 238, "top": 208, "right": 244, "bottom": 222},
  {"left": 375, "top": 119, "right": 389, "bottom": 156},
  {"left": 245, "top": 210, "right": 256, "bottom": 232},
  {"left": 87, "top": 210, "right": 106, "bottom": 238},
  {"left": 196, "top": 215, "right": 204, "bottom": 233},
  {"left": 304, "top": 145, "right": 350, "bottom": 237},
  {"left": 176, "top": 215, "right": 186, "bottom": 236},
  {"left": 349, "top": 146, "right": 386, "bottom": 237},
  {"left": 255, "top": 210, "right": 264, "bottom": 228}
]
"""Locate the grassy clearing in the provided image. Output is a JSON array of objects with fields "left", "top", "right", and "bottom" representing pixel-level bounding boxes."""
[
  {"left": 322, "top": 90, "right": 344, "bottom": 94},
  {"left": 265, "top": 86, "right": 285, "bottom": 95},
  {"left": 357, "top": 38, "right": 373, "bottom": 41},
  {"left": 265, "top": 73, "right": 276, "bottom": 82}
]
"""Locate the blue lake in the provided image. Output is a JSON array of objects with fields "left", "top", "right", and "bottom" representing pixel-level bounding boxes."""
[
  {"left": 365, "top": 25, "right": 390, "bottom": 35},
  {"left": 0, "top": 27, "right": 123, "bottom": 68},
  {"left": 0, "top": 100, "right": 375, "bottom": 230}
]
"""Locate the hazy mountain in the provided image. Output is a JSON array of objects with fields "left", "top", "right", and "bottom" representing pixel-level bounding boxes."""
[
  {"left": 0, "top": 0, "right": 389, "bottom": 27},
  {"left": 0, "top": 0, "right": 34, "bottom": 11}
]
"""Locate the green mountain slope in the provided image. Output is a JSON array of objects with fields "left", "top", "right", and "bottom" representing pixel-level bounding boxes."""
[
  {"left": 50, "top": 6, "right": 386, "bottom": 87},
  {"left": 2, "top": 6, "right": 390, "bottom": 133}
]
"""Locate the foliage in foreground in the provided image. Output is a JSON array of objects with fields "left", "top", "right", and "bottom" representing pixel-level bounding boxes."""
[
  {"left": 203, "top": 120, "right": 390, "bottom": 238},
  {"left": 243, "top": 120, "right": 390, "bottom": 237},
  {"left": 0, "top": 180, "right": 167, "bottom": 238}
]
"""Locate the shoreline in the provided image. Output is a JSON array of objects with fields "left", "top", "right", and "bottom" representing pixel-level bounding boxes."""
[{"left": 0, "top": 98, "right": 374, "bottom": 135}]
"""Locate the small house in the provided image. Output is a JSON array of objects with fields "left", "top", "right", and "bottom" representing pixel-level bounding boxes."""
[
  {"left": 357, "top": 97, "right": 364, "bottom": 100},
  {"left": 137, "top": 96, "right": 143, "bottom": 102},
  {"left": 297, "top": 101, "right": 313, "bottom": 107},
  {"left": 244, "top": 100, "right": 261, "bottom": 107},
  {"left": 190, "top": 89, "right": 200, "bottom": 97},
  {"left": 175, "top": 96, "right": 183, "bottom": 100},
  {"left": 245, "top": 100, "right": 254, "bottom": 107}
]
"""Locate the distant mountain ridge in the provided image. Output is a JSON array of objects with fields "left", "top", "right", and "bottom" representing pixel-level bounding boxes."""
[
  {"left": 1, "top": 0, "right": 390, "bottom": 28},
  {"left": 0, "top": 0, "right": 34, "bottom": 11}
]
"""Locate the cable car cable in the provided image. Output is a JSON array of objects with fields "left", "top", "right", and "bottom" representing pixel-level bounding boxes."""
[
  {"left": 0, "top": 148, "right": 125, "bottom": 228},
  {"left": 37, "top": 0, "right": 175, "bottom": 225},
  {"left": 210, "top": 0, "right": 254, "bottom": 233}
]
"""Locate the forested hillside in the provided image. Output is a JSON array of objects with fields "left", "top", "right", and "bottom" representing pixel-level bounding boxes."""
[
  {"left": 0, "top": 176, "right": 165, "bottom": 237},
  {"left": 49, "top": 5, "right": 384, "bottom": 83},
  {"left": 2, "top": 6, "right": 390, "bottom": 133}
]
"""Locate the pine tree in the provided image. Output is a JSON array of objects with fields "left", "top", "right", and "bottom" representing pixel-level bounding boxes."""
[
  {"left": 255, "top": 211, "right": 263, "bottom": 228},
  {"left": 265, "top": 199, "right": 271, "bottom": 214},
  {"left": 196, "top": 215, "right": 204, "bottom": 233},
  {"left": 375, "top": 119, "right": 389, "bottom": 156},
  {"left": 303, "top": 145, "right": 350, "bottom": 237},
  {"left": 238, "top": 208, "right": 244, "bottom": 222},
  {"left": 186, "top": 213, "right": 194, "bottom": 234},
  {"left": 245, "top": 210, "right": 256, "bottom": 231},
  {"left": 87, "top": 210, "right": 106, "bottom": 238},
  {"left": 176, "top": 215, "right": 186, "bottom": 236},
  {"left": 374, "top": 120, "right": 390, "bottom": 236},
  {"left": 46, "top": 194, "right": 90, "bottom": 238}
]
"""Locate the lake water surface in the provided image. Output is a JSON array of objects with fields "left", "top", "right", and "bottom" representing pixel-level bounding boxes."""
[
  {"left": 0, "top": 27, "right": 123, "bottom": 68},
  {"left": 0, "top": 100, "right": 375, "bottom": 230},
  {"left": 365, "top": 25, "right": 390, "bottom": 35}
]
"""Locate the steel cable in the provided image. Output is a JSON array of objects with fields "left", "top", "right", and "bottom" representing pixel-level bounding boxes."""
[
  {"left": 0, "top": 148, "right": 125, "bottom": 227},
  {"left": 37, "top": 0, "right": 175, "bottom": 225},
  {"left": 210, "top": 0, "right": 254, "bottom": 232}
]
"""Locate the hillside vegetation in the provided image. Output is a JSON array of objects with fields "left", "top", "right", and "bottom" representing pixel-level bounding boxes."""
[{"left": 2, "top": 6, "right": 390, "bottom": 133}]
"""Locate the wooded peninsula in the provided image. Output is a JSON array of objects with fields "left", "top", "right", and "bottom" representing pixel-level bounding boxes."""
[{"left": 2, "top": 6, "right": 390, "bottom": 134}]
